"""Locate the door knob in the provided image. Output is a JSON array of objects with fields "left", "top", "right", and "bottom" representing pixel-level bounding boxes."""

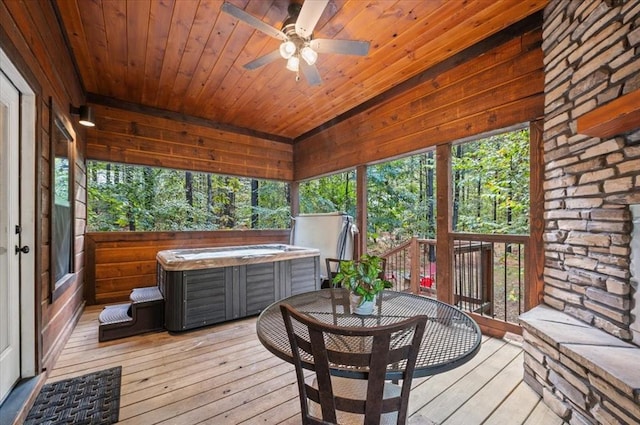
[{"left": 15, "top": 245, "right": 30, "bottom": 254}]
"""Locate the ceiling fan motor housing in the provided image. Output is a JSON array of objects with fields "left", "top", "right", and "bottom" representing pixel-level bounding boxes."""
[
  {"left": 282, "top": 3, "right": 306, "bottom": 39},
  {"left": 286, "top": 3, "right": 303, "bottom": 21}
]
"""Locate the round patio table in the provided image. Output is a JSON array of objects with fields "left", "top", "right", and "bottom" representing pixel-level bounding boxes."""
[{"left": 256, "top": 288, "right": 482, "bottom": 380}]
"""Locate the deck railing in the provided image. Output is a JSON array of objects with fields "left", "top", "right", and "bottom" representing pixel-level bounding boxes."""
[
  {"left": 452, "top": 233, "right": 529, "bottom": 325},
  {"left": 380, "top": 233, "right": 529, "bottom": 326},
  {"left": 380, "top": 236, "right": 436, "bottom": 295}
]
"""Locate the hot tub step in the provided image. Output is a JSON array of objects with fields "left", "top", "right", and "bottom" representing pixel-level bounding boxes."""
[
  {"left": 99, "top": 303, "right": 132, "bottom": 325},
  {"left": 131, "top": 286, "right": 163, "bottom": 303},
  {"left": 98, "top": 286, "right": 165, "bottom": 342}
]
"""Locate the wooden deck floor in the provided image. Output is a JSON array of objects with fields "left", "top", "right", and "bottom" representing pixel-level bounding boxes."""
[{"left": 47, "top": 306, "right": 566, "bottom": 425}]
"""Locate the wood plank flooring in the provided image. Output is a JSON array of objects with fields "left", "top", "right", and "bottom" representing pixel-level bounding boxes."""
[{"left": 47, "top": 306, "right": 566, "bottom": 425}]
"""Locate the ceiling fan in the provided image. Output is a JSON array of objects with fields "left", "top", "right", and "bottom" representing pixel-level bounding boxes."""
[{"left": 221, "top": 0, "right": 370, "bottom": 85}]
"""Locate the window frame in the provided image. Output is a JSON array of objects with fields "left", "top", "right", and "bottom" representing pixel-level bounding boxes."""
[{"left": 49, "top": 97, "right": 76, "bottom": 303}]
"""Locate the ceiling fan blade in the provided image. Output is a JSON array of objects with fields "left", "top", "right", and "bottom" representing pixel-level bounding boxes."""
[
  {"left": 221, "top": 2, "right": 287, "bottom": 41},
  {"left": 295, "top": 0, "right": 329, "bottom": 39},
  {"left": 310, "top": 39, "right": 370, "bottom": 56},
  {"left": 300, "top": 61, "right": 322, "bottom": 86},
  {"left": 243, "top": 50, "right": 282, "bottom": 70}
]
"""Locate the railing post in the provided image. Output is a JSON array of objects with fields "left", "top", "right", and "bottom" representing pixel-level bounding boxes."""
[
  {"left": 356, "top": 165, "right": 367, "bottom": 258},
  {"left": 290, "top": 181, "right": 299, "bottom": 219},
  {"left": 481, "top": 244, "right": 494, "bottom": 315},
  {"left": 436, "top": 143, "right": 454, "bottom": 305},
  {"left": 527, "top": 119, "right": 545, "bottom": 311},
  {"left": 410, "top": 236, "right": 420, "bottom": 294}
]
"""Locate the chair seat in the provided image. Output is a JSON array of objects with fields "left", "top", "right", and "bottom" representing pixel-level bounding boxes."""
[{"left": 309, "top": 376, "right": 400, "bottom": 424}]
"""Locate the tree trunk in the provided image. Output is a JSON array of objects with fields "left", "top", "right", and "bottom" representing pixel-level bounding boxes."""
[
  {"left": 222, "top": 177, "right": 236, "bottom": 228},
  {"left": 207, "top": 174, "right": 213, "bottom": 225},
  {"left": 143, "top": 167, "right": 153, "bottom": 209},
  {"left": 507, "top": 155, "right": 513, "bottom": 226},
  {"left": 185, "top": 171, "right": 194, "bottom": 224},
  {"left": 419, "top": 154, "right": 425, "bottom": 233},
  {"left": 344, "top": 172, "right": 351, "bottom": 212},
  {"left": 493, "top": 171, "right": 498, "bottom": 222},
  {"left": 185, "top": 171, "right": 193, "bottom": 206},
  {"left": 426, "top": 152, "right": 436, "bottom": 262},
  {"left": 251, "top": 179, "right": 259, "bottom": 228},
  {"left": 90, "top": 161, "right": 97, "bottom": 184},
  {"left": 452, "top": 145, "right": 462, "bottom": 231},
  {"left": 285, "top": 182, "right": 291, "bottom": 205},
  {"left": 125, "top": 166, "right": 135, "bottom": 230},
  {"left": 476, "top": 176, "right": 482, "bottom": 218},
  {"left": 426, "top": 152, "right": 434, "bottom": 236}
]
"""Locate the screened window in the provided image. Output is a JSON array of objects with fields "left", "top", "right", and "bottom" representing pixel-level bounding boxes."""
[
  {"left": 451, "top": 128, "right": 530, "bottom": 234},
  {"left": 299, "top": 170, "right": 356, "bottom": 216},
  {"left": 367, "top": 151, "right": 437, "bottom": 247},
  {"left": 87, "top": 161, "right": 290, "bottom": 231}
]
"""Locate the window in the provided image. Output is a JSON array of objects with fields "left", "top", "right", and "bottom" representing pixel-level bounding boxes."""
[
  {"left": 367, "top": 151, "right": 437, "bottom": 247},
  {"left": 451, "top": 128, "right": 530, "bottom": 234},
  {"left": 87, "top": 162, "right": 290, "bottom": 231},
  {"left": 50, "top": 99, "right": 76, "bottom": 301},
  {"left": 299, "top": 170, "right": 356, "bottom": 216}
]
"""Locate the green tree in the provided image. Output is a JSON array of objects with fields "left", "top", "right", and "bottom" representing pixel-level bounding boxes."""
[
  {"left": 452, "top": 129, "right": 529, "bottom": 234},
  {"left": 300, "top": 170, "right": 356, "bottom": 216}
]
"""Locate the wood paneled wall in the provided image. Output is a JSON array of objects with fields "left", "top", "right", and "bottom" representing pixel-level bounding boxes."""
[
  {"left": 86, "top": 104, "right": 294, "bottom": 181},
  {"left": 86, "top": 230, "right": 291, "bottom": 304},
  {"left": 1, "top": 0, "right": 86, "bottom": 372},
  {"left": 294, "top": 27, "right": 544, "bottom": 180}
]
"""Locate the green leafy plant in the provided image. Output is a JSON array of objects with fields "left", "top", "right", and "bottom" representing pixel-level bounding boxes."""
[{"left": 332, "top": 254, "right": 392, "bottom": 303}]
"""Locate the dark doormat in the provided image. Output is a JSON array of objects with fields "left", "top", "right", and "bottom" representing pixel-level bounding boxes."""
[{"left": 25, "top": 366, "right": 121, "bottom": 425}]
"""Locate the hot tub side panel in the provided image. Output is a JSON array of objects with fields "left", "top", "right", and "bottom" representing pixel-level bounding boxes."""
[
  {"left": 160, "top": 255, "right": 320, "bottom": 331},
  {"left": 290, "top": 256, "right": 320, "bottom": 295},
  {"left": 184, "top": 267, "right": 231, "bottom": 329},
  {"left": 243, "top": 262, "right": 277, "bottom": 316},
  {"left": 161, "top": 267, "right": 233, "bottom": 332}
]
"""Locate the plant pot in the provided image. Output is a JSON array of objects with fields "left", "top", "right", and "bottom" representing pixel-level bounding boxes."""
[{"left": 350, "top": 292, "right": 376, "bottom": 315}]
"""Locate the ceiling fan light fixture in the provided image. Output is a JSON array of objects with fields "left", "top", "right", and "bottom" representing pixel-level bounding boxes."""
[
  {"left": 300, "top": 46, "right": 318, "bottom": 66},
  {"left": 286, "top": 56, "right": 300, "bottom": 72},
  {"left": 279, "top": 40, "right": 296, "bottom": 59}
]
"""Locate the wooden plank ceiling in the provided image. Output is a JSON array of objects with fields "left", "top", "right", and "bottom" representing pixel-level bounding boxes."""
[{"left": 55, "top": 0, "right": 547, "bottom": 141}]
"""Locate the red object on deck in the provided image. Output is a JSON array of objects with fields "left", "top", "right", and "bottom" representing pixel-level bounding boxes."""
[{"left": 420, "top": 277, "right": 433, "bottom": 288}]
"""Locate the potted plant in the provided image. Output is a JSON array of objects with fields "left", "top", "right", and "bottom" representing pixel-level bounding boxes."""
[{"left": 331, "top": 254, "right": 393, "bottom": 315}]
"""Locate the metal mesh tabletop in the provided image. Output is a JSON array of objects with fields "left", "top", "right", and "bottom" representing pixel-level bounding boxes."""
[{"left": 256, "top": 289, "right": 482, "bottom": 379}]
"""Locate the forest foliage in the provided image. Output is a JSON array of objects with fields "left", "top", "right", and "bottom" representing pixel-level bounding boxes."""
[
  {"left": 87, "top": 166, "right": 290, "bottom": 231},
  {"left": 87, "top": 128, "right": 530, "bottom": 245}
]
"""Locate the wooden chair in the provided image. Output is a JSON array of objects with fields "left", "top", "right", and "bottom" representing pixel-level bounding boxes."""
[
  {"left": 324, "top": 257, "right": 388, "bottom": 288},
  {"left": 280, "top": 303, "right": 427, "bottom": 425},
  {"left": 323, "top": 258, "right": 342, "bottom": 288}
]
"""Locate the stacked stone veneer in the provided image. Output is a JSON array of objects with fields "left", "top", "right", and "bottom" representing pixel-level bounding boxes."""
[
  {"left": 521, "top": 0, "right": 640, "bottom": 423},
  {"left": 521, "top": 306, "right": 640, "bottom": 424}
]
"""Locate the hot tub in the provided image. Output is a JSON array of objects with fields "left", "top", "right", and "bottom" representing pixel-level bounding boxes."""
[{"left": 157, "top": 244, "right": 320, "bottom": 331}]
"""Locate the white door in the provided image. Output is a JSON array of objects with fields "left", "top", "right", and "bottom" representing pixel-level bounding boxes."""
[{"left": 0, "top": 70, "right": 21, "bottom": 403}]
